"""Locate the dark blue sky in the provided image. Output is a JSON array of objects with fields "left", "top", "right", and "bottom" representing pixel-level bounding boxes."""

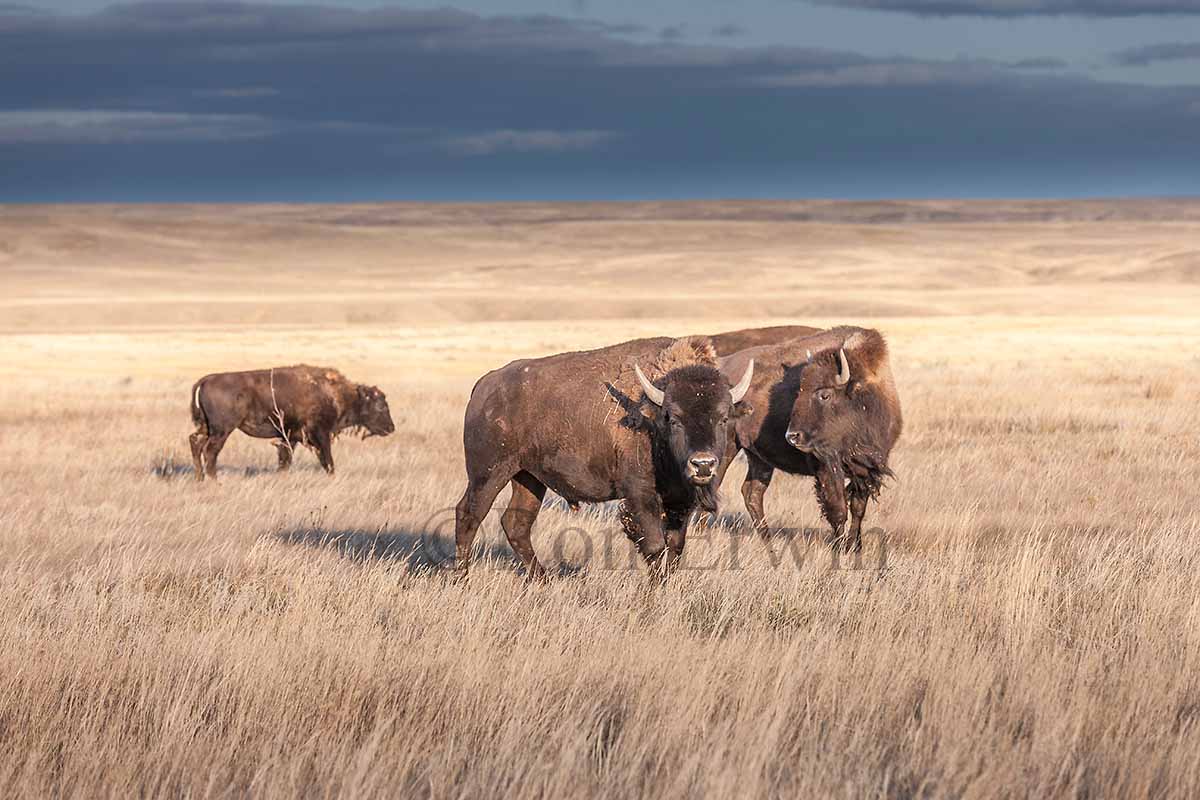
[{"left": 3, "top": 0, "right": 1200, "bottom": 201}]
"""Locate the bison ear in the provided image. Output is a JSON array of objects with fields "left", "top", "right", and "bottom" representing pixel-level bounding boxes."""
[{"left": 732, "top": 400, "right": 754, "bottom": 419}]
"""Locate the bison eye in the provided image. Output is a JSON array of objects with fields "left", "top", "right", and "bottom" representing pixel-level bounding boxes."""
[{"left": 816, "top": 389, "right": 833, "bottom": 403}]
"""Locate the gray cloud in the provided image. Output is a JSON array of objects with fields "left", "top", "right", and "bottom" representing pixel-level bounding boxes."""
[
  {"left": 0, "top": 3, "right": 647, "bottom": 64},
  {"left": 0, "top": 2, "right": 48, "bottom": 13},
  {"left": 809, "top": 0, "right": 1200, "bottom": 16},
  {"left": 192, "top": 86, "right": 280, "bottom": 99},
  {"left": 0, "top": 108, "right": 401, "bottom": 144},
  {"left": 749, "top": 54, "right": 1079, "bottom": 88},
  {"left": 1009, "top": 57, "right": 1069, "bottom": 69},
  {"left": 0, "top": 4, "right": 1180, "bottom": 122},
  {"left": 659, "top": 24, "right": 686, "bottom": 41},
  {"left": 0, "top": 110, "right": 276, "bottom": 143},
  {"left": 712, "top": 23, "right": 746, "bottom": 37},
  {"left": 0, "top": 3, "right": 864, "bottom": 70},
  {"left": 1111, "top": 41, "right": 1200, "bottom": 65},
  {"left": 1, "top": 2, "right": 1199, "bottom": 200},
  {"left": 442, "top": 129, "right": 618, "bottom": 156},
  {"left": 751, "top": 61, "right": 1004, "bottom": 87}
]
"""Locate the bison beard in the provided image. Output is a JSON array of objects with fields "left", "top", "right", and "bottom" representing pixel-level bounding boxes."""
[
  {"left": 653, "top": 432, "right": 720, "bottom": 515},
  {"left": 802, "top": 413, "right": 894, "bottom": 503},
  {"left": 842, "top": 445, "right": 895, "bottom": 501}
]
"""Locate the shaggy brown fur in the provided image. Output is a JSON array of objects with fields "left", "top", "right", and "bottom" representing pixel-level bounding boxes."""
[
  {"left": 712, "top": 326, "right": 902, "bottom": 551},
  {"left": 455, "top": 335, "right": 750, "bottom": 581},
  {"left": 789, "top": 328, "right": 902, "bottom": 496},
  {"left": 615, "top": 336, "right": 719, "bottom": 427},
  {"left": 707, "top": 325, "right": 822, "bottom": 354}
]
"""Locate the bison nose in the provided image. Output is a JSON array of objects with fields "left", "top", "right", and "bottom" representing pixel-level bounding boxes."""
[
  {"left": 785, "top": 429, "right": 807, "bottom": 448},
  {"left": 689, "top": 455, "right": 718, "bottom": 475}
]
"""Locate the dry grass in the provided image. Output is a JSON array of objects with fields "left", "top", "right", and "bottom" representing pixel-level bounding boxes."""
[{"left": 2, "top": 202, "right": 1200, "bottom": 797}]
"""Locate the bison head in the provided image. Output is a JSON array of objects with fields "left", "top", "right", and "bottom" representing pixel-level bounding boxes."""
[
  {"left": 784, "top": 330, "right": 901, "bottom": 492},
  {"left": 355, "top": 385, "right": 396, "bottom": 437},
  {"left": 635, "top": 360, "right": 754, "bottom": 492}
]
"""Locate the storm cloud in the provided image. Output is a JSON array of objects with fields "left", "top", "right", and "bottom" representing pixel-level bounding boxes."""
[
  {"left": 1, "top": 2, "right": 1199, "bottom": 200},
  {"left": 1111, "top": 41, "right": 1200, "bottom": 64},
  {"left": 442, "top": 129, "right": 619, "bottom": 156},
  {"left": 0, "top": 110, "right": 277, "bottom": 143},
  {"left": 808, "top": 0, "right": 1200, "bottom": 16}
]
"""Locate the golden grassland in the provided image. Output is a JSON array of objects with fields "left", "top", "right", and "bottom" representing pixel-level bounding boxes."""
[{"left": 2, "top": 201, "right": 1200, "bottom": 797}]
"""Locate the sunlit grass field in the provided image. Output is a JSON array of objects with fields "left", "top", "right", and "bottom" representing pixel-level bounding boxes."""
[{"left": 2, "top": 202, "right": 1199, "bottom": 796}]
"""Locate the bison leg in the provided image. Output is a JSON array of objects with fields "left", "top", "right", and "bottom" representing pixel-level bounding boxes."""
[
  {"left": 663, "top": 506, "right": 691, "bottom": 576},
  {"left": 189, "top": 431, "right": 208, "bottom": 481},
  {"left": 846, "top": 483, "right": 870, "bottom": 555},
  {"left": 618, "top": 494, "right": 669, "bottom": 583},
  {"left": 276, "top": 440, "right": 294, "bottom": 472},
  {"left": 454, "top": 472, "right": 512, "bottom": 577},
  {"left": 312, "top": 431, "right": 335, "bottom": 475},
  {"left": 200, "top": 431, "right": 231, "bottom": 480},
  {"left": 739, "top": 453, "right": 775, "bottom": 538},
  {"left": 500, "top": 471, "right": 547, "bottom": 581},
  {"left": 813, "top": 463, "right": 848, "bottom": 552}
]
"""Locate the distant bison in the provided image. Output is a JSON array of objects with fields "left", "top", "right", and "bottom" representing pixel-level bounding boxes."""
[
  {"left": 456, "top": 336, "right": 753, "bottom": 580},
  {"left": 714, "top": 326, "right": 902, "bottom": 551},
  {"left": 189, "top": 365, "right": 394, "bottom": 480}
]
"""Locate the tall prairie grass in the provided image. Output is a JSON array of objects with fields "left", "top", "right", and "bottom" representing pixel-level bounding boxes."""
[
  {"left": 3, "top": 342, "right": 1198, "bottom": 797},
  {"left": 5, "top": 202, "right": 1200, "bottom": 796}
]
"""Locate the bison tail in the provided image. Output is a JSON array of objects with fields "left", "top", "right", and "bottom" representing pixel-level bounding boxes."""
[{"left": 191, "top": 379, "right": 210, "bottom": 434}]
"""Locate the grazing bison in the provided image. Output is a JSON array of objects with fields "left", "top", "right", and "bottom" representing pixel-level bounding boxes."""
[
  {"left": 455, "top": 336, "right": 753, "bottom": 580},
  {"left": 714, "top": 326, "right": 902, "bottom": 551},
  {"left": 189, "top": 365, "right": 394, "bottom": 481}
]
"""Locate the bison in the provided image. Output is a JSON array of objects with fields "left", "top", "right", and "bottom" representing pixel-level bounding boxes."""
[
  {"left": 188, "top": 365, "right": 394, "bottom": 481},
  {"left": 713, "top": 326, "right": 902, "bottom": 551},
  {"left": 455, "top": 336, "right": 753, "bottom": 580}
]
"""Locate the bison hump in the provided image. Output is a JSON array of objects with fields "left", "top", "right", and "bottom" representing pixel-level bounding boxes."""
[
  {"left": 605, "top": 336, "right": 719, "bottom": 429},
  {"left": 644, "top": 336, "right": 718, "bottom": 379}
]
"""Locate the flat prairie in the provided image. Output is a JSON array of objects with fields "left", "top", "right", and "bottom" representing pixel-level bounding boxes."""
[{"left": 2, "top": 200, "right": 1199, "bottom": 797}]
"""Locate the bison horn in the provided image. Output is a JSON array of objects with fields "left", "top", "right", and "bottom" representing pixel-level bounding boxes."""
[
  {"left": 835, "top": 347, "right": 851, "bottom": 386},
  {"left": 634, "top": 363, "right": 665, "bottom": 406},
  {"left": 730, "top": 359, "right": 754, "bottom": 404}
]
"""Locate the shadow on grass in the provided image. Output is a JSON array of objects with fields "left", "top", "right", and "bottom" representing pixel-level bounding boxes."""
[
  {"left": 691, "top": 511, "right": 839, "bottom": 547},
  {"left": 274, "top": 525, "right": 593, "bottom": 578},
  {"left": 151, "top": 456, "right": 324, "bottom": 481},
  {"left": 152, "top": 457, "right": 195, "bottom": 480},
  {"left": 277, "top": 526, "right": 468, "bottom": 572},
  {"left": 544, "top": 496, "right": 794, "bottom": 541},
  {"left": 275, "top": 523, "right": 592, "bottom": 578}
]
